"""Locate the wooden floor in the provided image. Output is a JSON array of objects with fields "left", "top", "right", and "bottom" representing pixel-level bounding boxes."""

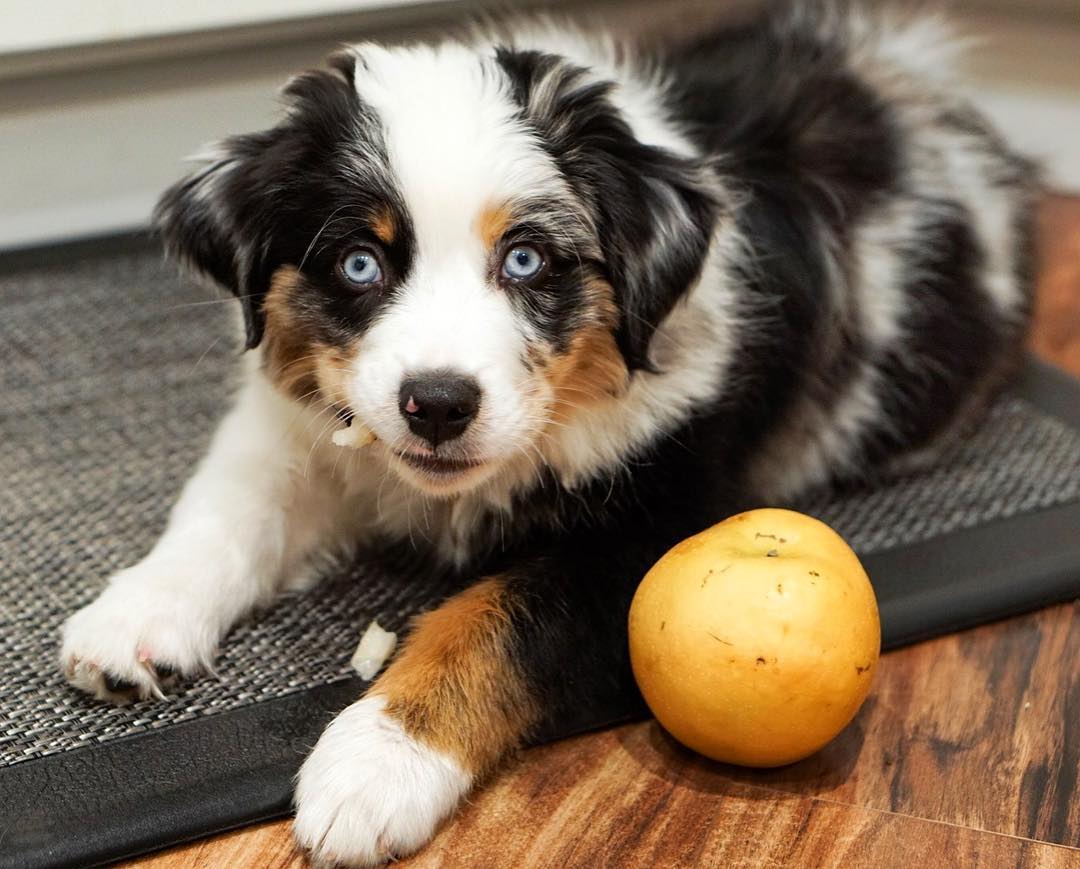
[{"left": 123, "top": 200, "right": 1080, "bottom": 868}]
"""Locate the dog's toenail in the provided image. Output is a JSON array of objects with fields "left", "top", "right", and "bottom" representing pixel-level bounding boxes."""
[{"left": 103, "top": 673, "right": 138, "bottom": 694}]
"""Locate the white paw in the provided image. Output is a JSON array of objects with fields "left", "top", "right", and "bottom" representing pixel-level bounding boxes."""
[
  {"left": 293, "top": 696, "right": 472, "bottom": 867},
  {"left": 60, "top": 561, "right": 220, "bottom": 703}
]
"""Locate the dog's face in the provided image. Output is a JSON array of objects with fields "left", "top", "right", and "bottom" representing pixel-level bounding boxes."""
[{"left": 157, "top": 40, "right": 716, "bottom": 497}]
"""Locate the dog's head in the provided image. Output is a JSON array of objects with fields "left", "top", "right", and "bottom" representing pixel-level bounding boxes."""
[{"left": 156, "top": 38, "right": 717, "bottom": 497}]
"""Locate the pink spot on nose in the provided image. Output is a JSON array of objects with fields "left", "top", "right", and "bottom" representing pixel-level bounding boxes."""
[{"left": 405, "top": 396, "right": 420, "bottom": 414}]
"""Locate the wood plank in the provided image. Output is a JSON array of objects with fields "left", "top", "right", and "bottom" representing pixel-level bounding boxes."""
[
  {"left": 408, "top": 725, "right": 1080, "bottom": 868},
  {"left": 118, "top": 823, "right": 303, "bottom": 869},
  {"left": 125, "top": 722, "right": 1079, "bottom": 868}
]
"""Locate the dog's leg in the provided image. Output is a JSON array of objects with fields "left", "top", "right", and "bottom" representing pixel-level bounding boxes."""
[
  {"left": 61, "top": 375, "right": 347, "bottom": 703},
  {"left": 293, "top": 539, "right": 653, "bottom": 867}
]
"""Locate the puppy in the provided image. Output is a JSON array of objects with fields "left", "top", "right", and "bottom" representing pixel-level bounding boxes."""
[{"left": 61, "top": 4, "right": 1036, "bottom": 865}]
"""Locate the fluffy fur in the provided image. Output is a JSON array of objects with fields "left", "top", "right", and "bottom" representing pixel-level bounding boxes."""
[{"left": 61, "top": 4, "right": 1036, "bottom": 865}]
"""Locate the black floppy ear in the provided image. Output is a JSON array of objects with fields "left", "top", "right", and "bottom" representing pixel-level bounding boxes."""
[
  {"left": 496, "top": 48, "right": 719, "bottom": 370},
  {"left": 154, "top": 50, "right": 363, "bottom": 349},
  {"left": 153, "top": 131, "right": 288, "bottom": 349}
]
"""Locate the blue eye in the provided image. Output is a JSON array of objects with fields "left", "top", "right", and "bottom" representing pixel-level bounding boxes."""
[
  {"left": 501, "top": 245, "right": 544, "bottom": 281},
  {"left": 341, "top": 248, "right": 382, "bottom": 285}
]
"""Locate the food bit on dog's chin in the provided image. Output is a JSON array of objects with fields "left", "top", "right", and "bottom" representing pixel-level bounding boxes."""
[
  {"left": 331, "top": 422, "right": 377, "bottom": 449},
  {"left": 351, "top": 619, "right": 397, "bottom": 680},
  {"left": 628, "top": 508, "right": 881, "bottom": 767}
]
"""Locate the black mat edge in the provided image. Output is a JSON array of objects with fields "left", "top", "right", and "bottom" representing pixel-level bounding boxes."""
[
  {"left": 0, "top": 680, "right": 362, "bottom": 869},
  {"left": 863, "top": 499, "right": 1080, "bottom": 648},
  {"left": 3, "top": 356, "right": 1079, "bottom": 868}
]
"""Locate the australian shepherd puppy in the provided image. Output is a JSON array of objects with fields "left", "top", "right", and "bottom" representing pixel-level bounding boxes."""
[{"left": 60, "top": 3, "right": 1035, "bottom": 865}]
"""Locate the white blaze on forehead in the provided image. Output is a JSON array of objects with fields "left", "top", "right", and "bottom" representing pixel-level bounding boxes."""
[
  {"left": 367, "top": 254, "right": 522, "bottom": 369},
  {"left": 349, "top": 42, "right": 567, "bottom": 258}
]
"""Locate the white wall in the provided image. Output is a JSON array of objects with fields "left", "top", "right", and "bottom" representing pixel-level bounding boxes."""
[
  {"left": 1, "top": 56, "right": 292, "bottom": 248},
  {"left": 1, "top": 1, "right": 429, "bottom": 54},
  {"left": 960, "top": 11, "right": 1080, "bottom": 194}
]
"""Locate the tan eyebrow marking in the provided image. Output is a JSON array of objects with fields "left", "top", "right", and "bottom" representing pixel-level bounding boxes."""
[
  {"left": 476, "top": 201, "right": 516, "bottom": 249},
  {"left": 371, "top": 207, "right": 396, "bottom": 244}
]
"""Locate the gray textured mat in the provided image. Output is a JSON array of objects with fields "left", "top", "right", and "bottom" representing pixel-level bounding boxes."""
[{"left": 3, "top": 242, "right": 1080, "bottom": 773}]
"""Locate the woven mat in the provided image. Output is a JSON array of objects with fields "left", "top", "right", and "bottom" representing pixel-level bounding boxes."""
[{"left": 3, "top": 242, "right": 1080, "bottom": 773}]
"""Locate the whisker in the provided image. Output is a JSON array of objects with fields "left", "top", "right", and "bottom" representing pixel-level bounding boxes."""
[
  {"left": 163, "top": 291, "right": 264, "bottom": 313},
  {"left": 299, "top": 206, "right": 358, "bottom": 272},
  {"left": 188, "top": 335, "right": 225, "bottom": 376}
]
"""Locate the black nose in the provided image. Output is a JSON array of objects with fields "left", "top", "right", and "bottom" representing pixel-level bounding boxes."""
[{"left": 398, "top": 371, "right": 481, "bottom": 448}]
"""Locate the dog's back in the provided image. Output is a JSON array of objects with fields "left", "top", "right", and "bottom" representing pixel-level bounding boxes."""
[{"left": 654, "top": 4, "right": 1037, "bottom": 501}]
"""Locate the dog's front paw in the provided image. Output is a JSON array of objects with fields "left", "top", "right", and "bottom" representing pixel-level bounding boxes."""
[
  {"left": 293, "top": 696, "right": 471, "bottom": 867},
  {"left": 60, "top": 563, "right": 219, "bottom": 704}
]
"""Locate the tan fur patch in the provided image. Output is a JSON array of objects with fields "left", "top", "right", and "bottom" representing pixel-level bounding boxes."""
[
  {"left": 262, "top": 268, "right": 318, "bottom": 401},
  {"left": 542, "top": 277, "right": 629, "bottom": 416},
  {"left": 371, "top": 207, "right": 396, "bottom": 245},
  {"left": 374, "top": 578, "right": 537, "bottom": 777},
  {"left": 312, "top": 345, "right": 352, "bottom": 410},
  {"left": 476, "top": 202, "right": 515, "bottom": 250},
  {"left": 262, "top": 267, "right": 353, "bottom": 407}
]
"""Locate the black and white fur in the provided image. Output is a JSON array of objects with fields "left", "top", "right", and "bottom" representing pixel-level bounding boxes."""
[{"left": 61, "top": 4, "right": 1036, "bottom": 865}]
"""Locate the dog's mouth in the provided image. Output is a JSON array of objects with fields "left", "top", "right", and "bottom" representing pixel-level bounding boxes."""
[{"left": 396, "top": 450, "right": 484, "bottom": 481}]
